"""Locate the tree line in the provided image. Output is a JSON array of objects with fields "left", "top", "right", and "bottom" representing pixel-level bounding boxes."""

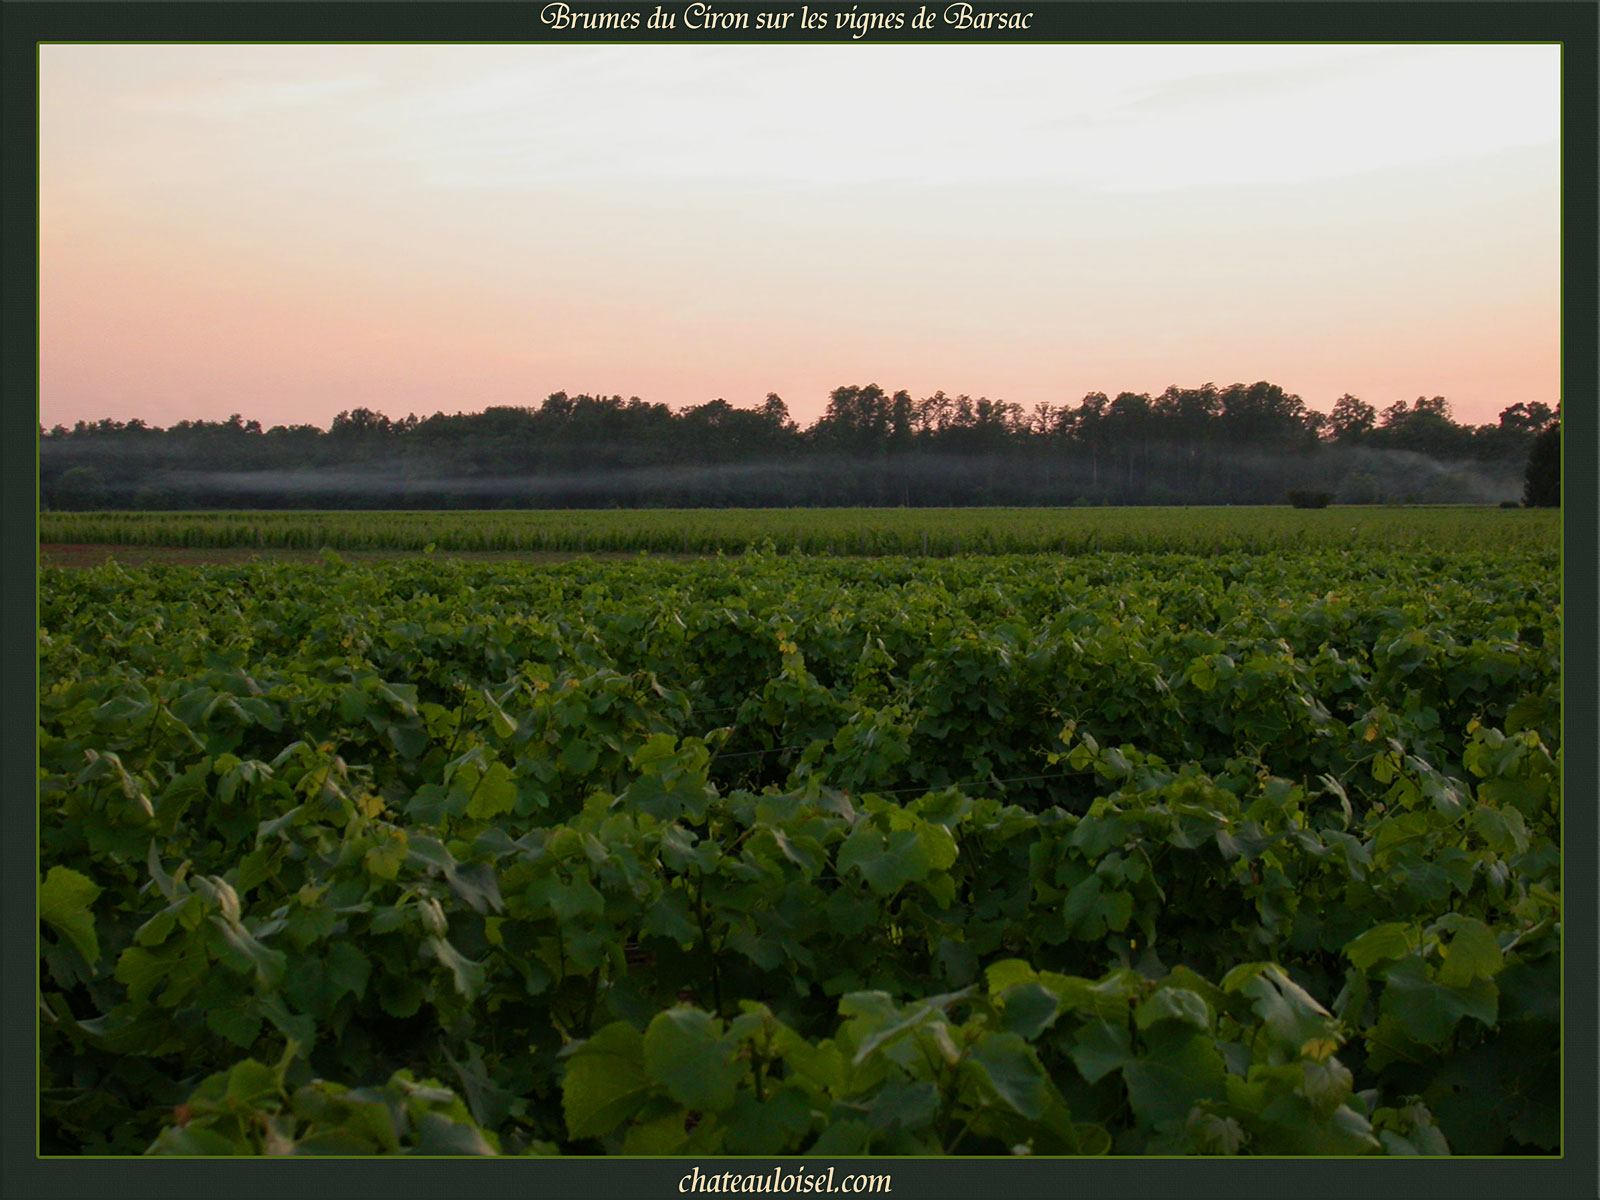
[{"left": 41, "top": 383, "right": 1559, "bottom": 509}]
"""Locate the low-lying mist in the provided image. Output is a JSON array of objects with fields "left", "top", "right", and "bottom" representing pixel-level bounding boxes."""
[{"left": 46, "top": 442, "right": 1524, "bottom": 508}]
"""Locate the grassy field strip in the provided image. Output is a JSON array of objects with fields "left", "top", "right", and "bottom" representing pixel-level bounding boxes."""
[{"left": 38, "top": 505, "right": 1560, "bottom": 556}]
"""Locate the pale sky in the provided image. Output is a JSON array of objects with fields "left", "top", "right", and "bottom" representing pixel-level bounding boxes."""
[{"left": 40, "top": 43, "right": 1561, "bottom": 430}]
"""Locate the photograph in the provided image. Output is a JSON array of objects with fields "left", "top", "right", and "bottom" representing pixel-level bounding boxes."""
[{"left": 10, "top": 4, "right": 1595, "bottom": 1198}]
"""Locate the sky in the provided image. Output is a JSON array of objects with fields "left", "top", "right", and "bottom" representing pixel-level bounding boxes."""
[{"left": 39, "top": 43, "right": 1561, "bottom": 431}]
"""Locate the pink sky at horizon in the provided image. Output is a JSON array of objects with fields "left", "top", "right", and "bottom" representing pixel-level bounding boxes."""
[{"left": 40, "top": 44, "right": 1561, "bottom": 433}]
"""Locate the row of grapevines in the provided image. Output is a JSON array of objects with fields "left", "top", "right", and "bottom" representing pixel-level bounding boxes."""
[{"left": 38, "top": 549, "right": 1560, "bottom": 1155}]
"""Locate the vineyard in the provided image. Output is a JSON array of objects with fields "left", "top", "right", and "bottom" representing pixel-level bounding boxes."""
[
  {"left": 38, "top": 503, "right": 1558, "bottom": 558},
  {"left": 37, "top": 538, "right": 1561, "bottom": 1157}
]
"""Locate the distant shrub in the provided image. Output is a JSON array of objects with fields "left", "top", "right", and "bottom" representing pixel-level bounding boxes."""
[
  {"left": 1500, "top": 500, "right": 1523, "bottom": 509},
  {"left": 1287, "top": 490, "right": 1333, "bottom": 509}
]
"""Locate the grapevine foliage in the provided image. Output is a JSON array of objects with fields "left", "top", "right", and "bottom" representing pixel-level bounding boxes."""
[{"left": 38, "top": 547, "right": 1560, "bottom": 1156}]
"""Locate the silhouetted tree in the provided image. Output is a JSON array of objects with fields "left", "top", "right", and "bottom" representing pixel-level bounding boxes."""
[
  {"left": 1498, "top": 401, "right": 1557, "bottom": 436},
  {"left": 1523, "top": 423, "right": 1560, "bottom": 507},
  {"left": 1328, "top": 394, "right": 1376, "bottom": 442},
  {"left": 53, "top": 466, "right": 107, "bottom": 510}
]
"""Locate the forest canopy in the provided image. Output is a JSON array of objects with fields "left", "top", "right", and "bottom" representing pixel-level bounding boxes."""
[{"left": 40, "top": 384, "right": 1558, "bottom": 509}]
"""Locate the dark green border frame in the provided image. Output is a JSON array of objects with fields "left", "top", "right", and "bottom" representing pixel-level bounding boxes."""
[{"left": 4, "top": 3, "right": 1595, "bottom": 1197}]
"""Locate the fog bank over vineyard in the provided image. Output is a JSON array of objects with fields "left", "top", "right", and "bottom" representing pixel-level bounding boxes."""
[
  {"left": 41, "top": 382, "right": 1555, "bottom": 509},
  {"left": 71, "top": 444, "right": 1522, "bottom": 509}
]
